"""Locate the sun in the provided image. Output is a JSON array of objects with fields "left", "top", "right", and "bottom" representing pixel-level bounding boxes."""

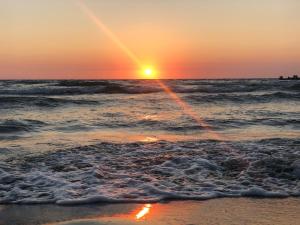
[
  {"left": 144, "top": 68, "right": 153, "bottom": 76},
  {"left": 141, "top": 67, "right": 157, "bottom": 79}
]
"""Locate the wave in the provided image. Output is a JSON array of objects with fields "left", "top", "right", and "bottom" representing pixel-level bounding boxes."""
[
  {"left": 187, "top": 92, "right": 300, "bottom": 104},
  {"left": 56, "top": 80, "right": 111, "bottom": 87},
  {"left": 45, "top": 116, "right": 299, "bottom": 134},
  {"left": 0, "top": 79, "right": 299, "bottom": 96},
  {"left": 290, "top": 83, "right": 300, "bottom": 91},
  {"left": 0, "top": 119, "right": 46, "bottom": 134},
  {"left": 187, "top": 117, "right": 299, "bottom": 130},
  {"left": 0, "top": 81, "right": 161, "bottom": 95},
  {"left": 55, "top": 80, "right": 159, "bottom": 94},
  {"left": 0, "top": 138, "right": 299, "bottom": 204},
  {"left": 171, "top": 79, "right": 300, "bottom": 94},
  {"left": 0, "top": 96, "right": 99, "bottom": 108},
  {"left": 0, "top": 91, "right": 297, "bottom": 111}
]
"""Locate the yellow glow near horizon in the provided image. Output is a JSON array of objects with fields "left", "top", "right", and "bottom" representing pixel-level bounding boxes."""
[
  {"left": 145, "top": 68, "right": 152, "bottom": 76},
  {"left": 142, "top": 67, "right": 157, "bottom": 79}
]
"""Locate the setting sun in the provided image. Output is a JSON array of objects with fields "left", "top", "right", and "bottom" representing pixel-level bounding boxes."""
[
  {"left": 142, "top": 67, "right": 157, "bottom": 79},
  {"left": 145, "top": 68, "right": 152, "bottom": 76}
]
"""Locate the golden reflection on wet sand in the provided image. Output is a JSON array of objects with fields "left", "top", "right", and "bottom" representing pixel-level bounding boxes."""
[
  {"left": 135, "top": 204, "right": 152, "bottom": 220},
  {"left": 40, "top": 199, "right": 300, "bottom": 225}
]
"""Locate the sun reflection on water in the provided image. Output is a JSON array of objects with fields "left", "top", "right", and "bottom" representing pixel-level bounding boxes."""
[{"left": 141, "top": 136, "right": 158, "bottom": 142}]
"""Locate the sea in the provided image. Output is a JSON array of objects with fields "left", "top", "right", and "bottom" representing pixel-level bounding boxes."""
[{"left": 0, "top": 79, "right": 299, "bottom": 204}]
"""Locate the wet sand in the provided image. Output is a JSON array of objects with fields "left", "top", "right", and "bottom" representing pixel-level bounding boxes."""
[{"left": 0, "top": 198, "right": 299, "bottom": 225}]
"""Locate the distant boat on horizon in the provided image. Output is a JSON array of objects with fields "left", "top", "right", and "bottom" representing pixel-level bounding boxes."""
[{"left": 279, "top": 75, "right": 299, "bottom": 80}]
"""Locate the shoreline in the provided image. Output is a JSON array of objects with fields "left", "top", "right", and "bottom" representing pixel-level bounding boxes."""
[{"left": 0, "top": 197, "right": 299, "bottom": 225}]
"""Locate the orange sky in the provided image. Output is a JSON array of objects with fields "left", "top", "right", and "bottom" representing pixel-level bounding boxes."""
[{"left": 0, "top": 0, "right": 299, "bottom": 79}]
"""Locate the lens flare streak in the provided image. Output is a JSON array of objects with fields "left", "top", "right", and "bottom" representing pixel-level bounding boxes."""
[
  {"left": 77, "top": 0, "right": 142, "bottom": 66},
  {"left": 156, "top": 80, "right": 223, "bottom": 140},
  {"left": 77, "top": 0, "right": 241, "bottom": 155}
]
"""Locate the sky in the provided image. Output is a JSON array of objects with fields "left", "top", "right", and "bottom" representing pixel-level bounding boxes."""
[{"left": 0, "top": 0, "right": 299, "bottom": 79}]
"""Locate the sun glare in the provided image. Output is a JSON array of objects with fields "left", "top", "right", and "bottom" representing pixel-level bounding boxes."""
[
  {"left": 145, "top": 68, "right": 152, "bottom": 76},
  {"left": 142, "top": 67, "right": 156, "bottom": 79}
]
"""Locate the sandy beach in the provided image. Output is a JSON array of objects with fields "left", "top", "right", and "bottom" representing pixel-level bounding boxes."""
[{"left": 0, "top": 198, "right": 299, "bottom": 225}]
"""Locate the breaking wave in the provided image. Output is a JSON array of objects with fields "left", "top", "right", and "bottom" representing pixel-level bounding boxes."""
[
  {"left": 0, "top": 139, "right": 299, "bottom": 204},
  {"left": 0, "top": 79, "right": 299, "bottom": 96}
]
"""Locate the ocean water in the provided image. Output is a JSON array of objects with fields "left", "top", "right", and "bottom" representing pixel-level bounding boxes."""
[{"left": 0, "top": 79, "right": 299, "bottom": 204}]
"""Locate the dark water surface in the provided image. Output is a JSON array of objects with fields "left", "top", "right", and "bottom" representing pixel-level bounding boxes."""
[{"left": 0, "top": 79, "right": 299, "bottom": 204}]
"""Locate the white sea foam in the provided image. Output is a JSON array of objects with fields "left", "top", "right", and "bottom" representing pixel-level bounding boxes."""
[{"left": 0, "top": 139, "right": 299, "bottom": 205}]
